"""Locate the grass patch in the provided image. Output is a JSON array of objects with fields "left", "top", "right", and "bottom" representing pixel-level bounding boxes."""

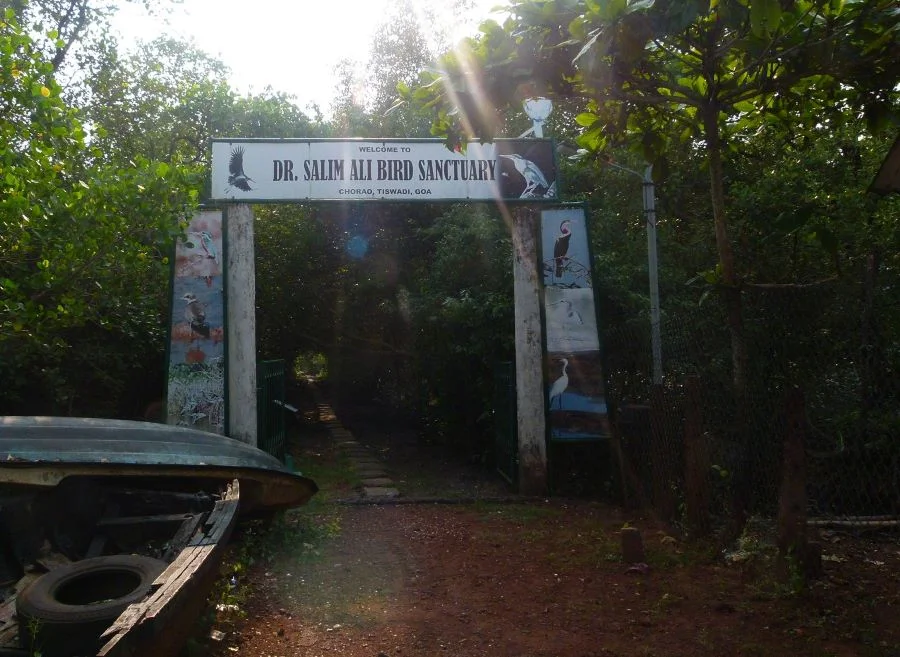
[
  {"left": 181, "top": 426, "right": 351, "bottom": 655},
  {"left": 287, "top": 426, "right": 360, "bottom": 501}
]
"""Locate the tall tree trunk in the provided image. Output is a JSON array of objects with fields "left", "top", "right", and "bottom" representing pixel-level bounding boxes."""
[{"left": 703, "top": 102, "right": 751, "bottom": 538}]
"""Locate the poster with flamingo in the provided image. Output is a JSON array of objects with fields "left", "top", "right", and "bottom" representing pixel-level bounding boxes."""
[
  {"left": 165, "top": 209, "right": 226, "bottom": 434},
  {"left": 541, "top": 207, "right": 610, "bottom": 441}
]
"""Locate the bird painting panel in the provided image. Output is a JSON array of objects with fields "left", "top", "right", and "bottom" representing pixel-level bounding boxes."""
[
  {"left": 176, "top": 213, "right": 224, "bottom": 285},
  {"left": 540, "top": 209, "right": 592, "bottom": 288},
  {"left": 545, "top": 353, "right": 611, "bottom": 441},
  {"left": 544, "top": 287, "right": 600, "bottom": 353},
  {"left": 166, "top": 275, "right": 227, "bottom": 434},
  {"left": 168, "top": 279, "right": 224, "bottom": 364},
  {"left": 496, "top": 142, "right": 557, "bottom": 200}
]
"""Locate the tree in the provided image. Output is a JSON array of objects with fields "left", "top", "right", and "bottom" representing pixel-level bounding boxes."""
[
  {"left": 83, "top": 37, "right": 233, "bottom": 165},
  {"left": 0, "top": 10, "right": 199, "bottom": 414},
  {"left": 329, "top": 58, "right": 375, "bottom": 137},
  {"left": 408, "top": 0, "right": 899, "bottom": 524},
  {"left": 366, "top": 0, "right": 436, "bottom": 137},
  {"left": 83, "top": 37, "right": 325, "bottom": 188},
  {"left": 409, "top": 204, "right": 515, "bottom": 450}
]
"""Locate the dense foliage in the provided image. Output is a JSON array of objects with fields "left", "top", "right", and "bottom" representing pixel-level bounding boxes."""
[
  {"left": 1, "top": 1, "right": 898, "bottom": 516},
  {"left": 0, "top": 9, "right": 199, "bottom": 415},
  {"left": 401, "top": 0, "right": 899, "bottom": 510}
]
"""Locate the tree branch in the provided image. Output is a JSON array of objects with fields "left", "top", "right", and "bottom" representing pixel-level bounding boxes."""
[{"left": 744, "top": 277, "right": 838, "bottom": 290}]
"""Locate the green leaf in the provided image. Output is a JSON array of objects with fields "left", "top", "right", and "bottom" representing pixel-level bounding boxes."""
[
  {"left": 577, "top": 123, "right": 607, "bottom": 152},
  {"left": 575, "top": 112, "right": 600, "bottom": 127},
  {"left": 812, "top": 226, "right": 838, "bottom": 258},
  {"left": 155, "top": 162, "right": 170, "bottom": 178},
  {"left": 626, "top": 0, "right": 655, "bottom": 12},
  {"left": 749, "top": 0, "right": 782, "bottom": 38},
  {"left": 573, "top": 28, "right": 603, "bottom": 64}
]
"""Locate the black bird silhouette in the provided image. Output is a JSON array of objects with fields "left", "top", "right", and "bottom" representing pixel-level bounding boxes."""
[
  {"left": 227, "top": 146, "right": 253, "bottom": 191},
  {"left": 553, "top": 219, "right": 572, "bottom": 278}
]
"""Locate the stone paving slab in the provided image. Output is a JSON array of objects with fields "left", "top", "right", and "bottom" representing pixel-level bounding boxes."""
[
  {"left": 350, "top": 460, "right": 384, "bottom": 469},
  {"left": 319, "top": 401, "right": 400, "bottom": 499},
  {"left": 362, "top": 487, "right": 400, "bottom": 498},
  {"left": 360, "top": 477, "right": 394, "bottom": 487},
  {"left": 356, "top": 465, "right": 387, "bottom": 474}
]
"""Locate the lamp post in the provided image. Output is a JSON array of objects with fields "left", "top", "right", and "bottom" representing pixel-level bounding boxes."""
[
  {"left": 521, "top": 97, "right": 553, "bottom": 138},
  {"left": 606, "top": 161, "right": 663, "bottom": 385}
]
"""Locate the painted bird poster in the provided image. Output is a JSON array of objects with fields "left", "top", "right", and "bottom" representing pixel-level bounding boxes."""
[
  {"left": 541, "top": 207, "right": 610, "bottom": 441},
  {"left": 165, "top": 209, "right": 226, "bottom": 434}
]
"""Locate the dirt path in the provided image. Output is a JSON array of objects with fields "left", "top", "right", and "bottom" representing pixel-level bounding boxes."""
[{"left": 197, "top": 408, "right": 900, "bottom": 657}]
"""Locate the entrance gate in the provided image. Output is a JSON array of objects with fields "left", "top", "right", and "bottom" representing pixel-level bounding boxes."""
[{"left": 206, "top": 136, "right": 597, "bottom": 495}]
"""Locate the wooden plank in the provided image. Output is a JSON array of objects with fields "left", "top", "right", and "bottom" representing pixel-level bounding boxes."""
[
  {"left": 14, "top": 573, "right": 40, "bottom": 595},
  {"left": 0, "top": 618, "right": 18, "bottom": 646},
  {"left": 162, "top": 513, "right": 206, "bottom": 562},
  {"left": 98, "top": 513, "right": 196, "bottom": 527},
  {"left": 144, "top": 546, "right": 214, "bottom": 620},
  {"left": 0, "top": 597, "right": 16, "bottom": 626},
  {"left": 85, "top": 534, "right": 108, "bottom": 559},
  {"left": 35, "top": 550, "right": 72, "bottom": 571},
  {"left": 194, "top": 500, "right": 239, "bottom": 546}
]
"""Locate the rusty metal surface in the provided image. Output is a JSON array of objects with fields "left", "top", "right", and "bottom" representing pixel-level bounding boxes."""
[{"left": 0, "top": 417, "right": 317, "bottom": 509}]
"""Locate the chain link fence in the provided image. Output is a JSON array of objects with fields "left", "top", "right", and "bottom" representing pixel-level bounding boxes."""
[{"left": 603, "top": 279, "right": 899, "bottom": 532}]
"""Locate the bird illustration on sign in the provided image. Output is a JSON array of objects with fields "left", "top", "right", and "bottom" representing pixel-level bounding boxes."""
[
  {"left": 227, "top": 146, "right": 254, "bottom": 192},
  {"left": 190, "top": 231, "right": 219, "bottom": 265},
  {"left": 183, "top": 292, "right": 211, "bottom": 341},
  {"left": 548, "top": 358, "right": 569, "bottom": 410},
  {"left": 553, "top": 219, "right": 572, "bottom": 278},
  {"left": 552, "top": 299, "right": 583, "bottom": 325},
  {"left": 544, "top": 288, "right": 599, "bottom": 353},
  {"left": 499, "top": 153, "right": 556, "bottom": 199}
]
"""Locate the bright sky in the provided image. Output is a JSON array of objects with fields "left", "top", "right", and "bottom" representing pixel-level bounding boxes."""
[{"left": 110, "top": 0, "right": 504, "bottom": 114}]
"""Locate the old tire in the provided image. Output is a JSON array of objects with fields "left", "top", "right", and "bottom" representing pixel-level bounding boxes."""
[{"left": 17, "top": 555, "right": 166, "bottom": 657}]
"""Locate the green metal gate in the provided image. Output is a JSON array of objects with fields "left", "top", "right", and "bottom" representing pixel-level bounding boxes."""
[
  {"left": 257, "top": 359, "right": 286, "bottom": 462},
  {"left": 494, "top": 362, "right": 517, "bottom": 485}
]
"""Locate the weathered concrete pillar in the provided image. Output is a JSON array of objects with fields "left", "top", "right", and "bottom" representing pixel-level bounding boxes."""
[
  {"left": 226, "top": 203, "right": 257, "bottom": 446},
  {"left": 511, "top": 205, "right": 547, "bottom": 495}
]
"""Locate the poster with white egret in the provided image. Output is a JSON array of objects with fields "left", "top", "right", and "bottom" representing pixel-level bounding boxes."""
[
  {"left": 544, "top": 287, "right": 599, "bottom": 353},
  {"left": 545, "top": 353, "right": 611, "bottom": 440},
  {"left": 541, "top": 207, "right": 592, "bottom": 288},
  {"left": 541, "top": 206, "right": 609, "bottom": 441},
  {"left": 165, "top": 210, "right": 226, "bottom": 434}
]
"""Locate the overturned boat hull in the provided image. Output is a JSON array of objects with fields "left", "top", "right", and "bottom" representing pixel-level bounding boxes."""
[
  {"left": 0, "top": 417, "right": 317, "bottom": 656},
  {"left": 0, "top": 416, "right": 317, "bottom": 512}
]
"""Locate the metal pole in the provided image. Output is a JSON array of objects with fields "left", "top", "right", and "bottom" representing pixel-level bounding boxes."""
[
  {"left": 604, "top": 161, "right": 663, "bottom": 384},
  {"left": 643, "top": 166, "right": 663, "bottom": 384}
]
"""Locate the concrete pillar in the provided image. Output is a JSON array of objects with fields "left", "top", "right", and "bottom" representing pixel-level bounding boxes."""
[
  {"left": 226, "top": 203, "right": 258, "bottom": 445},
  {"left": 511, "top": 205, "right": 547, "bottom": 495}
]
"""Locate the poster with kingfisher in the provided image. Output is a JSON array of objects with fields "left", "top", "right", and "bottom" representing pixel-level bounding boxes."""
[{"left": 165, "top": 209, "right": 226, "bottom": 434}]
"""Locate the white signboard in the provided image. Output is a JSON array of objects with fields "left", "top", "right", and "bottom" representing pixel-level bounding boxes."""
[{"left": 210, "top": 139, "right": 558, "bottom": 202}]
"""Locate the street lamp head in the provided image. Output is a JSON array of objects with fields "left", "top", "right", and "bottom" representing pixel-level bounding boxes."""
[{"left": 523, "top": 97, "right": 553, "bottom": 138}]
